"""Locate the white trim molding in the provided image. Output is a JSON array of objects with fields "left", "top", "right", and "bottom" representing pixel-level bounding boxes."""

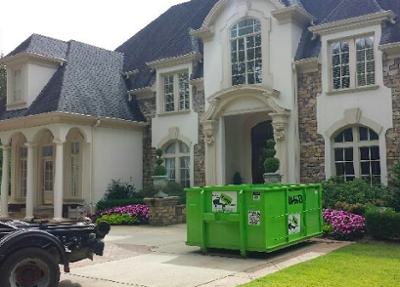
[
  {"left": 271, "top": 6, "right": 316, "bottom": 26},
  {"left": 379, "top": 42, "right": 400, "bottom": 59},
  {"left": 0, "top": 53, "right": 66, "bottom": 66},
  {"left": 309, "top": 11, "right": 396, "bottom": 37},
  {"left": 294, "top": 57, "right": 319, "bottom": 73},
  {"left": 146, "top": 53, "right": 202, "bottom": 70}
]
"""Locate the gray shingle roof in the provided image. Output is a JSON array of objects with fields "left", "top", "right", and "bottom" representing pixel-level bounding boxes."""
[
  {"left": 6, "top": 34, "right": 69, "bottom": 61},
  {"left": 0, "top": 36, "right": 145, "bottom": 122}
]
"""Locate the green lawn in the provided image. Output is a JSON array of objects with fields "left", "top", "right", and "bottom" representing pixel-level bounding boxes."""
[{"left": 242, "top": 243, "right": 400, "bottom": 287}]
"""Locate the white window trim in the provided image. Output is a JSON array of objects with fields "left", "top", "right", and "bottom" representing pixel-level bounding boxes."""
[
  {"left": 230, "top": 18, "right": 263, "bottom": 86},
  {"left": 160, "top": 70, "right": 191, "bottom": 114},
  {"left": 164, "top": 141, "right": 191, "bottom": 187},
  {"left": 328, "top": 33, "right": 377, "bottom": 93},
  {"left": 7, "top": 66, "right": 27, "bottom": 107},
  {"left": 332, "top": 126, "right": 380, "bottom": 181}
]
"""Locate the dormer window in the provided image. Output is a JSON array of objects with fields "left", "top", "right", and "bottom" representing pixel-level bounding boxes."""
[
  {"left": 13, "top": 68, "right": 23, "bottom": 103},
  {"left": 162, "top": 71, "right": 190, "bottom": 113},
  {"left": 230, "top": 19, "right": 262, "bottom": 86},
  {"left": 331, "top": 36, "right": 375, "bottom": 91}
]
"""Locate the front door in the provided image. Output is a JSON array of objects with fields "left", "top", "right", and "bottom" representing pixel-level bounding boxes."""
[
  {"left": 42, "top": 146, "right": 54, "bottom": 205},
  {"left": 251, "top": 121, "right": 274, "bottom": 184}
]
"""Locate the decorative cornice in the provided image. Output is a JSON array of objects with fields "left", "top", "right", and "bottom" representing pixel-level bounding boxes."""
[
  {"left": 379, "top": 42, "right": 400, "bottom": 59},
  {"left": 0, "top": 52, "right": 66, "bottom": 66},
  {"left": 294, "top": 57, "right": 319, "bottom": 73},
  {"left": 189, "top": 77, "right": 204, "bottom": 91},
  {"left": 207, "top": 84, "right": 280, "bottom": 102},
  {"left": 146, "top": 52, "right": 202, "bottom": 70},
  {"left": 0, "top": 111, "right": 147, "bottom": 133},
  {"left": 309, "top": 11, "right": 396, "bottom": 37},
  {"left": 271, "top": 6, "right": 316, "bottom": 26}
]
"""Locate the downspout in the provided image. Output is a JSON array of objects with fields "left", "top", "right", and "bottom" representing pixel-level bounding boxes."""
[{"left": 90, "top": 119, "right": 101, "bottom": 214}]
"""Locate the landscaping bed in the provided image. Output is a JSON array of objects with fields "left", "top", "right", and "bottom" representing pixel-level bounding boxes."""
[{"left": 241, "top": 243, "right": 400, "bottom": 287}]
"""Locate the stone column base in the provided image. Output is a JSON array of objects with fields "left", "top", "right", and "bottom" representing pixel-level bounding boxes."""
[{"left": 144, "top": 196, "right": 182, "bottom": 226}]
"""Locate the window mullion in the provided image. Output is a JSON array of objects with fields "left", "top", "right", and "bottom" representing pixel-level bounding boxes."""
[
  {"left": 244, "top": 36, "right": 248, "bottom": 84},
  {"left": 174, "top": 74, "right": 179, "bottom": 112},
  {"left": 349, "top": 40, "right": 357, "bottom": 89}
]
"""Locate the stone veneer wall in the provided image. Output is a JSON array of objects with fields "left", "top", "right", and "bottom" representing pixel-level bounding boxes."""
[
  {"left": 297, "top": 67, "right": 326, "bottom": 183},
  {"left": 383, "top": 57, "right": 400, "bottom": 182},
  {"left": 193, "top": 87, "right": 206, "bottom": 187},
  {"left": 144, "top": 197, "right": 186, "bottom": 226},
  {"left": 137, "top": 97, "right": 157, "bottom": 189}
]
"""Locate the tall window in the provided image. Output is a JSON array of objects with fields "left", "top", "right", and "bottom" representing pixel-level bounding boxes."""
[
  {"left": 164, "top": 141, "right": 191, "bottom": 187},
  {"left": 42, "top": 146, "right": 54, "bottom": 194},
  {"left": 13, "top": 68, "right": 22, "bottom": 102},
  {"left": 230, "top": 19, "right": 262, "bottom": 86},
  {"left": 19, "top": 147, "right": 27, "bottom": 198},
  {"left": 163, "top": 71, "right": 190, "bottom": 113},
  {"left": 70, "top": 142, "right": 80, "bottom": 197},
  {"left": 331, "top": 36, "right": 375, "bottom": 90},
  {"left": 333, "top": 126, "right": 380, "bottom": 183}
]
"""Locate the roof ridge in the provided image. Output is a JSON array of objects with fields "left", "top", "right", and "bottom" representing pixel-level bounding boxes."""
[
  {"left": 68, "top": 39, "right": 124, "bottom": 56},
  {"left": 31, "top": 33, "right": 68, "bottom": 44}
]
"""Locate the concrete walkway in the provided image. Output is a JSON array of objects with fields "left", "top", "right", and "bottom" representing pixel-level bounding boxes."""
[{"left": 59, "top": 225, "right": 350, "bottom": 287}]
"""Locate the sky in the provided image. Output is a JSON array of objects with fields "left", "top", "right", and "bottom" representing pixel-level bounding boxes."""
[{"left": 0, "top": 0, "right": 186, "bottom": 55}]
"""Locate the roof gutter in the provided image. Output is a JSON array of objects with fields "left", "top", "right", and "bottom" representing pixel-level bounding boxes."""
[{"left": 0, "top": 52, "right": 66, "bottom": 66}]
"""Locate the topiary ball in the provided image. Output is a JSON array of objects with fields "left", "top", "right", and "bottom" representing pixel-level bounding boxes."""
[
  {"left": 155, "top": 149, "right": 163, "bottom": 157},
  {"left": 264, "top": 157, "right": 280, "bottom": 173},
  {"left": 153, "top": 165, "right": 167, "bottom": 176}
]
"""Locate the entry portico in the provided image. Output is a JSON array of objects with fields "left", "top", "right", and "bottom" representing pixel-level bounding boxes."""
[
  {"left": 201, "top": 84, "right": 291, "bottom": 185},
  {"left": 0, "top": 116, "right": 92, "bottom": 221}
]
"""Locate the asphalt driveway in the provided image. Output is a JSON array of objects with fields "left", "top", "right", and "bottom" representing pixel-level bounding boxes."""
[{"left": 59, "top": 224, "right": 349, "bottom": 287}]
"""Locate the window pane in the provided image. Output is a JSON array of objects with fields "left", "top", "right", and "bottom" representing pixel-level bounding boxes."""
[
  {"left": 345, "top": 148, "right": 353, "bottom": 161},
  {"left": 345, "top": 162, "right": 355, "bottom": 175},
  {"left": 361, "top": 162, "right": 370, "bottom": 175},
  {"left": 344, "top": 128, "right": 353, "bottom": 142},
  {"left": 331, "top": 41, "right": 350, "bottom": 90},
  {"left": 43, "top": 146, "right": 53, "bottom": 157},
  {"left": 179, "top": 142, "right": 190, "bottom": 153},
  {"left": 165, "top": 143, "right": 176, "bottom": 154},
  {"left": 179, "top": 72, "right": 190, "bottom": 111},
  {"left": 371, "top": 146, "right": 380, "bottom": 160},
  {"left": 370, "top": 130, "right": 379, "bottom": 140},
  {"left": 334, "top": 131, "right": 344, "bottom": 143},
  {"left": 165, "top": 158, "right": 176, "bottom": 181},
  {"left": 335, "top": 149, "right": 343, "bottom": 161},
  {"left": 356, "top": 37, "right": 375, "bottom": 87},
  {"left": 359, "top": 127, "right": 368, "bottom": 141},
  {"left": 371, "top": 161, "right": 381, "bottom": 175},
  {"left": 336, "top": 163, "right": 345, "bottom": 175},
  {"left": 360, "top": 147, "right": 370, "bottom": 160},
  {"left": 164, "top": 75, "right": 175, "bottom": 112}
]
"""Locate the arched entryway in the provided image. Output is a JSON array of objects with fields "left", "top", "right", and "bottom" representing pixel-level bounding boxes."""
[{"left": 251, "top": 121, "right": 274, "bottom": 184}]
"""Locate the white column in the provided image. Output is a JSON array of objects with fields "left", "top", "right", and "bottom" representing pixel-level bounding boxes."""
[
  {"left": 271, "top": 113, "right": 290, "bottom": 183},
  {"left": 25, "top": 142, "right": 36, "bottom": 221},
  {"left": 0, "top": 145, "right": 10, "bottom": 219},
  {"left": 202, "top": 120, "right": 219, "bottom": 186},
  {"left": 53, "top": 140, "right": 65, "bottom": 221}
]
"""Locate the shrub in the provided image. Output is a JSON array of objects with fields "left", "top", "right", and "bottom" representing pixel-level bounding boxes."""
[
  {"left": 233, "top": 172, "right": 243, "bottom": 185},
  {"left": 97, "top": 213, "right": 138, "bottom": 225},
  {"left": 264, "top": 140, "right": 280, "bottom": 173},
  {"left": 103, "top": 179, "right": 137, "bottom": 200},
  {"left": 390, "top": 160, "right": 400, "bottom": 212},
  {"left": 323, "top": 177, "right": 390, "bottom": 215},
  {"left": 164, "top": 181, "right": 186, "bottom": 205},
  {"left": 365, "top": 208, "right": 400, "bottom": 241},
  {"left": 96, "top": 198, "right": 144, "bottom": 211},
  {"left": 99, "top": 204, "right": 149, "bottom": 225},
  {"left": 323, "top": 209, "right": 366, "bottom": 240},
  {"left": 153, "top": 149, "right": 167, "bottom": 176}
]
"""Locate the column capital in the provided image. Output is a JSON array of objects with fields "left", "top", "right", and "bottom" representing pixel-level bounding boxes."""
[
  {"left": 0, "top": 144, "right": 11, "bottom": 150},
  {"left": 25, "top": 142, "right": 37, "bottom": 148},
  {"left": 53, "top": 139, "right": 66, "bottom": 145},
  {"left": 202, "top": 120, "right": 219, "bottom": 146}
]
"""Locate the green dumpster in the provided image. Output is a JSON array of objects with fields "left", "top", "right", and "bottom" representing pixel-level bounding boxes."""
[{"left": 185, "top": 184, "right": 323, "bottom": 257}]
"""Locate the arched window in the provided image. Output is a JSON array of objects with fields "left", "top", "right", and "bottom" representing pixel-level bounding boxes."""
[
  {"left": 164, "top": 141, "right": 191, "bottom": 187},
  {"left": 333, "top": 126, "right": 380, "bottom": 183},
  {"left": 230, "top": 19, "right": 262, "bottom": 86}
]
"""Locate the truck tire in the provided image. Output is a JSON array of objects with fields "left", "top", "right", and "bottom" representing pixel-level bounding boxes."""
[{"left": 0, "top": 247, "right": 60, "bottom": 287}]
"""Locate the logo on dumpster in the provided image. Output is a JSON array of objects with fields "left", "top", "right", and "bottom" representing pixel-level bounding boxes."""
[
  {"left": 288, "top": 195, "right": 303, "bottom": 205},
  {"left": 288, "top": 214, "right": 301, "bottom": 235},
  {"left": 212, "top": 192, "right": 237, "bottom": 213}
]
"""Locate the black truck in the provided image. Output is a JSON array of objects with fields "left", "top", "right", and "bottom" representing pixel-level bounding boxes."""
[{"left": 0, "top": 219, "right": 110, "bottom": 287}]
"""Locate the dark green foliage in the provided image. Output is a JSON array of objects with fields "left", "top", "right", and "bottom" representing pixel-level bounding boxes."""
[
  {"left": 264, "top": 139, "right": 280, "bottom": 173},
  {"left": 97, "top": 213, "right": 138, "bottom": 225},
  {"left": 264, "top": 158, "right": 280, "bottom": 173},
  {"left": 153, "top": 165, "right": 167, "bottom": 176},
  {"left": 365, "top": 208, "right": 400, "bottom": 241},
  {"left": 233, "top": 172, "right": 243, "bottom": 185},
  {"left": 153, "top": 148, "right": 167, "bottom": 176},
  {"left": 0, "top": 54, "right": 6, "bottom": 101},
  {"left": 103, "top": 179, "right": 137, "bottom": 200},
  {"left": 164, "top": 181, "right": 186, "bottom": 205},
  {"left": 96, "top": 198, "right": 144, "bottom": 211},
  {"left": 390, "top": 160, "right": 400, "bottom": 212},
  {"left": 323, "top": 177, "right": 391, "bottom": 215}
]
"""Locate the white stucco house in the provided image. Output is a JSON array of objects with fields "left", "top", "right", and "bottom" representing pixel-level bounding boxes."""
[{"left": 1, "top": 0, "right": 400, "bottom": 221}]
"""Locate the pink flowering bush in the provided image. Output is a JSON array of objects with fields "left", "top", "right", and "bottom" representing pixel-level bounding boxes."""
[
  {"left": 97, "top": 204, "right": 149, "bottom": 225},
  {"left": 323, "top": 209, "right": 366, "bottom": 240}
]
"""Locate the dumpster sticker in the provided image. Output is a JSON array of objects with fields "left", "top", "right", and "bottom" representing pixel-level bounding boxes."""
[
  {"left": 288, "top": 214, "right": 301, "bottom": 235},
  {"left": 212, "top": 192, "right": 237, "bottom": 213},
  {"left": 253, "top": 192, "right": 261, "bottom": 201},
  {"left": 248, "top": 211, "right": 261, "bottom": 226}
]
